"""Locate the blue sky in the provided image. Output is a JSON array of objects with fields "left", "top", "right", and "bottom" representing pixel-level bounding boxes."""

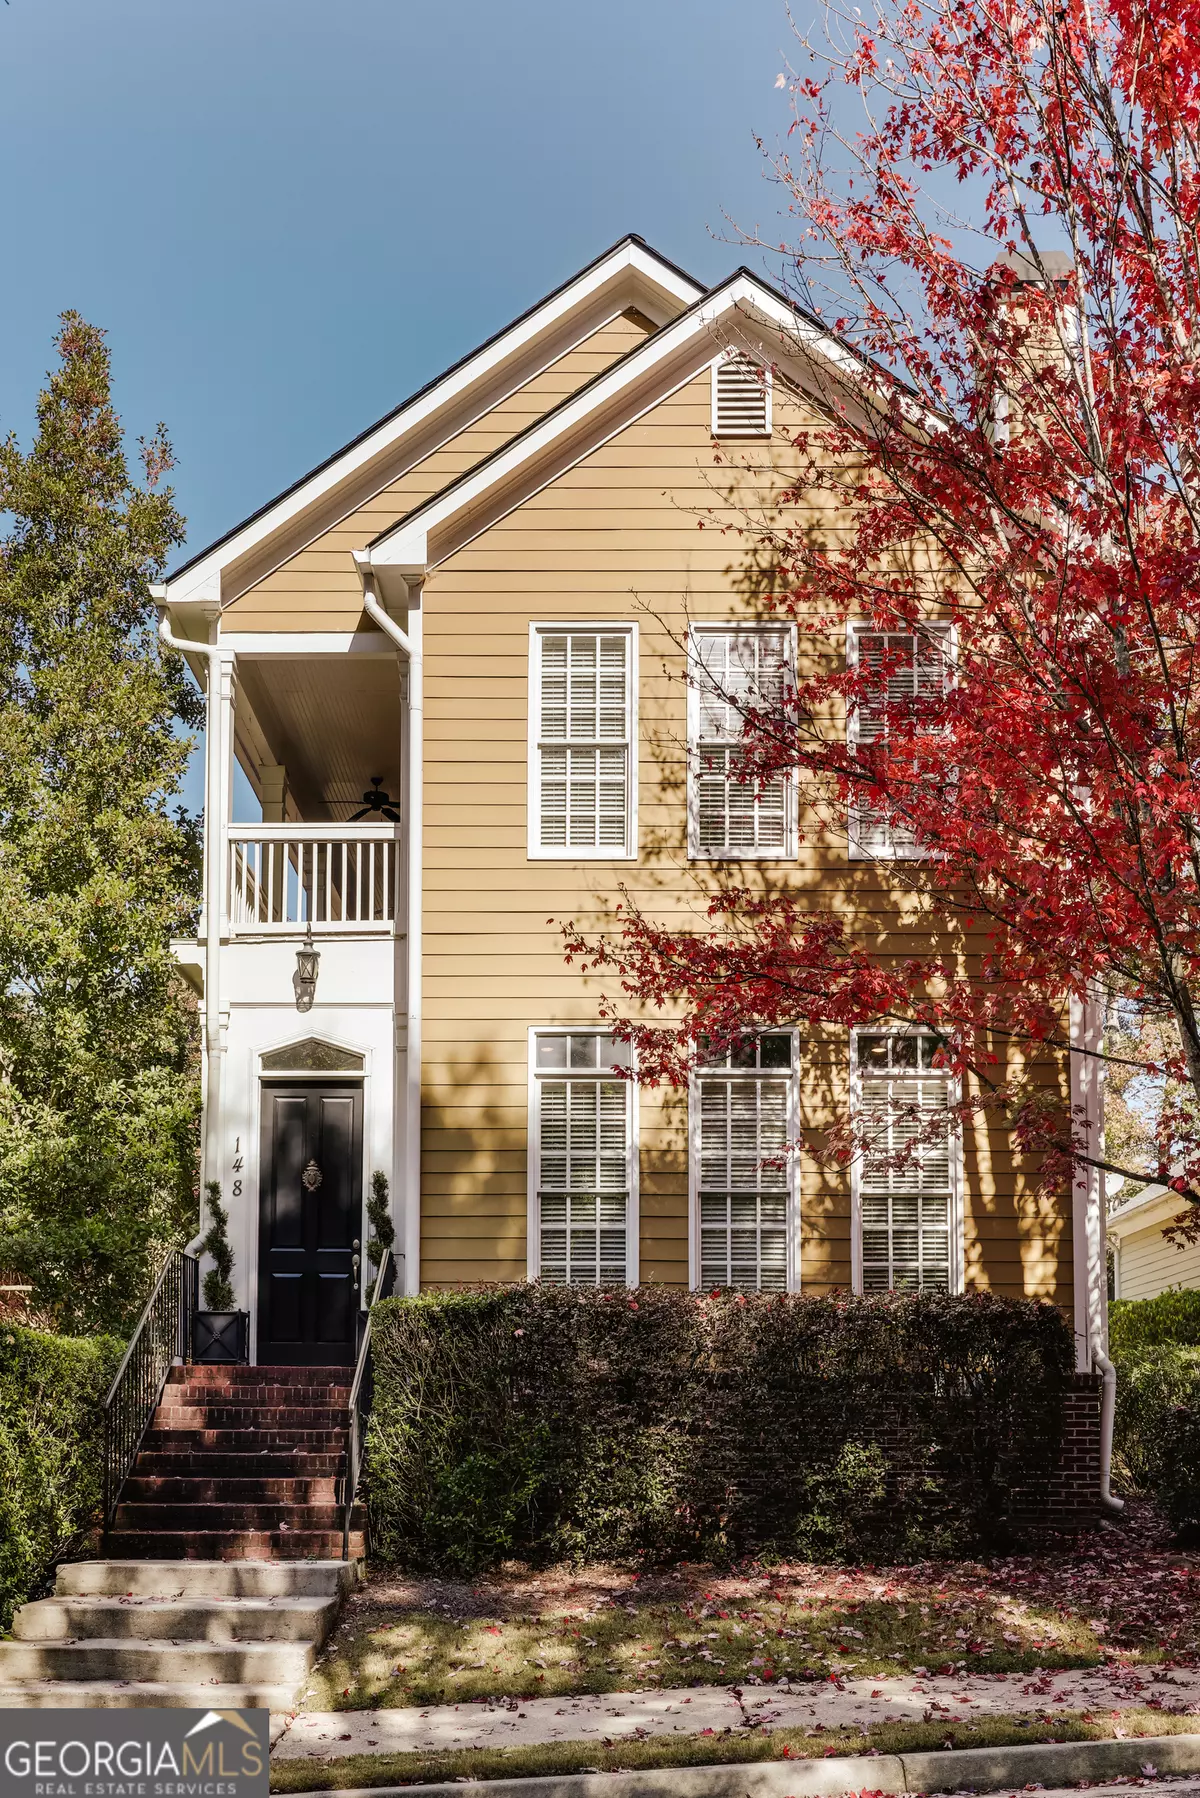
[{"left": 0, "top": 0, "right": 795, "bottom": 562}]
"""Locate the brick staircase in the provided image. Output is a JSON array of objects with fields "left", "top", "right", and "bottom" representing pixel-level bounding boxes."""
[{"left": 106, "top": 1364, "right": 365, "bottom": 1560}]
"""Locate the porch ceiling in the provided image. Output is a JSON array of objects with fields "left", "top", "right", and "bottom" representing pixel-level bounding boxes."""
[{"left": 235, "top": 655, "right": 403, "bottom": 823}]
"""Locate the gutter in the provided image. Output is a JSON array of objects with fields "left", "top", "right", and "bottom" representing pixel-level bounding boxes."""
[
  {"left": 354, "top": 553, "right": 422, "bottom": 1298},
  {"left": 155, "top": 602, "right": 226, "bottom": 1259}
]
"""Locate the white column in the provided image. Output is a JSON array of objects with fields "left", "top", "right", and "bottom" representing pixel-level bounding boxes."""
[
  {"left": 400, "top": 603, "right": 423, "bottom": 1295},
  {"left": 200, "top": 647, "right": 237, "bottom": 1193},
  {"left": 1069, "top": 990, "right": 1105, "bottom": 1371}
]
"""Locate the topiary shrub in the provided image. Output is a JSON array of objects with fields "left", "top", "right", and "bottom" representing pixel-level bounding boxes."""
[
  {"left": 200, "top": 1179, "right": 235, "bottom": 1312},
  {"left": 0, "top": 1322, "right": 122, "bottom": 1630},
  {"left": 1110, "top": 1289, "right": 1200, "bottom": 1357},
  {"left": 366, "top": 1287, "right": 1073, "bottom": 1572}
]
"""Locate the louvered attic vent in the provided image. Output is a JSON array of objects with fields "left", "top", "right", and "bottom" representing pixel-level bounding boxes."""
[{"left": 713, "top": 353, "right": 771, "bottom": 436}]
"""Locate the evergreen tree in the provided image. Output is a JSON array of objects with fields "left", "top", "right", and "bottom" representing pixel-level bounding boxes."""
[{"left": 0, "top": 313, "right": 201, "bottom": 1334}]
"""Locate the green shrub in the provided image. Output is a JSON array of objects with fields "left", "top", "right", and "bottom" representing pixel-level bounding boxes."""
[
  {"left": 1110, "top": 1289, "right": 1200, "bottom": 1356},
  {"left": 1111, "top": 1344, "right": 1200, "bottom": 1493},
  {"left": 0, "top": 1323, "right": 122, "bottom": 1631},
  {"left": 367, "top": 1287, "right": 1073, "bottom": 1572},
  {"left": 1157, "top": 1400, "right": 1200, "bottom": 1537}
]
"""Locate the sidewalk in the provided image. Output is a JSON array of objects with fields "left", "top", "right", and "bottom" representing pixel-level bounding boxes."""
[{"left": 273, "top": 1662, "right": 1200, "bottom": 1761}]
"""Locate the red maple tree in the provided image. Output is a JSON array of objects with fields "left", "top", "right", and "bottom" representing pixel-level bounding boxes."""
[{"left": 564, "top": 0, "right": 1200, "bottom": 1217}]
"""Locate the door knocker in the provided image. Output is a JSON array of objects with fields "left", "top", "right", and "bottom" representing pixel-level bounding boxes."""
[{"left": 302, "top": 1159, "right": 323, "bottom": 1191}]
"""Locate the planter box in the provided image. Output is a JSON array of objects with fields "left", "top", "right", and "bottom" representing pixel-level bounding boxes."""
[{"left": 194, "top": 1309, "right": 249, "bottom": 1364}]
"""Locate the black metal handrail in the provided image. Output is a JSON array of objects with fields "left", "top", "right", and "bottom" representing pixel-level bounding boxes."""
[
  {"left": 342, "top": 1243, "right": 394, "bottom": 1560},
  {"left": 102, "top": 1248, "right": 199, "bottom": 1527}
]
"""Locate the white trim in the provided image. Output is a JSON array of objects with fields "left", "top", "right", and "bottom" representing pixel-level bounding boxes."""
[
  {"left": 845, "top": 619, "right": 955, "bottom": 863},
  {"left": 214, "top": 631, "right": 397, "bottom": 657},
  {"left": 1070, "top": 991, "right": 1106, "bottom": 1371},
  {"left": 527, "top": 1027, "right": 639, "bottom": 1287},
  {"left": 163, "top": 241, "right": 703, "bottom": 604},
  {"left": 710, "top": 352, "right": 774, "bottom": 437},
  {"left": 370, "top": 275, "right": 874, "bottom": 579},
  {"left": 527, "top": 622, "right": 639, "bottom": 861},
  {"left": 848, "top": 1025, "right": 964, "bottom": 1295},
  {"left": 686, "top": 622, "right": 797, "bottom": 861},
  {"left": 687, "top": 1030, "right": 801, "bottom": 1292}
]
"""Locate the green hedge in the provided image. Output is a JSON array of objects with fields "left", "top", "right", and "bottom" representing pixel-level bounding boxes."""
[
  {"left": 0, "top": 1323, "right": 122, "bottom": 1631},
  {"left": 1110, "top": 1289, "right": 1200, "bottom": 1357},
  {"left": 366, "top": 1287, "right": 1073, "bottom": 1571}
]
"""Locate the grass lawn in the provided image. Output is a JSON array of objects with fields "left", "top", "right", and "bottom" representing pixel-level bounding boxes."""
[
  {"left": 298, "top": 1503, "right": 1200, "bottom": 1712},
  {"left": 271, "top": 1706, "right": 1199, "bottom": 1792}
]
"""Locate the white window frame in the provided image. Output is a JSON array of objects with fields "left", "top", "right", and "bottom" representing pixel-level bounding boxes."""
[
  {"left": 849, "top": 1026, "right": 964, "bottom": 1295},
  {"left": 687, "top": 622, "right": 797, "bottom": 862},
  {"left": 688, "top": 1030, "right": 801, "bottom": 1293},
  {"left": 527, "top": 623, "right": 638, "bottom": 861},
  {"left": 710, "top": 352, "right": 774, "bottom": 437},
  {"left": 527, "top": 1027, "right": 639, "bottom": 1287},
  {"left": 845, "top": 619, "right": 955, "bottom": 862}
]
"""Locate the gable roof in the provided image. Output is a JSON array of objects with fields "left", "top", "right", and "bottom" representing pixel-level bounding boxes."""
[
  {"left": 162, "top": 235, "right": 704, "bottom": 607},
  {"left": 360, "top": 264, "right": 874, "bottom": 599}
]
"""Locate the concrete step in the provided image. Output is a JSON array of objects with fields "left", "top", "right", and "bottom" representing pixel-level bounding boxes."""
[
  {"left": 102, "top": 1530, "right": 365, "bottom": 1560},
  {"left": 14, "top": 1595, "right": 339, "bottom": 1643},
  {"left": 136, "top": 1451, "right": 342, "bottom": 1477},
  {"left": 123, "top": 1475, "right": 340, "bottom": 1504},
  {"left": 113, "top": 1502, "right": 352, "bottom": 1531},
  {"left": 57, "top": 1559, "right": 357, "bottom": 1598},
  {"left": 0, "top": 1638, "right": 314, "bottom": 1684},
  {"left": 0, "top": 1680, "right": 296, "bottom": 1711}
]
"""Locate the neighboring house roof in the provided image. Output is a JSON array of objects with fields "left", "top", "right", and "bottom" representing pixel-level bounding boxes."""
[{"left": 1108, "top": 1180, "right": 1181, "bottom": 1240}]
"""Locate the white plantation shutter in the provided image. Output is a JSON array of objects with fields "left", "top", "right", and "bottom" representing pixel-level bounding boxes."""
[
  {"left": 857, "top": 1035, "right": 954, "bottom": 1291},
  {"left": 850, "top": 627, "right": 948, "bottom": 858},
  {"left": 713, "top": 354, "right": 771, "bottom": 436},
  {"left": 692, "top": 628, "right": 793, "bottom": 857},
  {"left": 536, "top": 631, "right": 632, "bottom": 854},
  {"left": 695, "top": 1036, "right": 794, "bottom": 1291},
  {"left": 534, "top": 1032, "right": 632, "bottom": 1285}
]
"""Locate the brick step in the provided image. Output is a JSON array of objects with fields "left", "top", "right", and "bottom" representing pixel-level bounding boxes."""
[
  {"left": 164, "top": 1387, "right": 350, "bottom": 1409},
  {"left": 123, "top": 1475, "right": 340, "bottom": 1504},
  {"left": 135, "top": 1451, "right": 342, "bottom": 1478},
  {"left": 103, "top": 1529, "right": 365, "bottom": 1560},
  {"left": 152, "top": 1405, "right": 348, "bottom": 1429},
  {"left": 143, "top": 1428, "right": 346, "bottom": 1453},
  {"left": 13, "top": 1595, "right": 338, "bottom": 1644},
  {"left": 57, "top": 1560, "right": 357, "bottom": 1598},
  {"left": 0, "top": 1680, "right": 295, "bottom": 1711},
  {"left": 113, "top": 1501, "right": 355, "bottom": 1530},
  {"left": 0, "top": 1638, "right": 314, "bottom": 1684},
  {"left": 167, "top": 1364, "right": 349, "bottom": 1387}
]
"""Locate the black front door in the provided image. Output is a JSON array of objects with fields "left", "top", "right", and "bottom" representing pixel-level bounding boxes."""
[{"left": 258, "top": 1082, "right": 363, "bottom": 1365}]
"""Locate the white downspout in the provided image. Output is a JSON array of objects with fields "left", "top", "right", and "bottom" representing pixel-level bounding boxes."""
[
  {"left": 157, "top": 607, "right": 226, "bottom": 1238},
  {"left": 356, "top": 562, "right": 422, "bottom": 1297}
]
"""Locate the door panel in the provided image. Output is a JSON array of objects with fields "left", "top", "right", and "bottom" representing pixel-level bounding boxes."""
[{"left": 258, "top": 1083, "right": 363, "bottom": 1365}]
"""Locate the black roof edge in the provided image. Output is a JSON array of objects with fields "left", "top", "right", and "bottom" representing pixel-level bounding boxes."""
[{"left": 166, "top": 234, "right": 706, "bottom": 584}]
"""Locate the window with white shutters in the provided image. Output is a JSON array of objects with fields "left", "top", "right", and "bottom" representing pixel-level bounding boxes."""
[
  {"left": 712, "top": 353, "right": 772, "bottom": 436},
  {"left": 848, "top": 625, "right": 950, "bottom": 860},
  {"left": 531, "top": 628, "right": 634, "bottom": 857},
  {"left": 532, "top": 1031, "right": 634, "bottom": 1285},
  {"left": 690, "top": 627, "right": 794, "bottom": 859},
  {"left": 855, "top": 1032, "right": 956, "bottom": 1292},
  {"left": 694, "top": 1033, "right": 795, "bottom": 1291}
]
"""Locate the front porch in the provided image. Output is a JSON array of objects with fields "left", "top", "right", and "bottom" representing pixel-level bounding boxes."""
[{"left": 168, "top": 624, "right": 418, "bottom": 1365}]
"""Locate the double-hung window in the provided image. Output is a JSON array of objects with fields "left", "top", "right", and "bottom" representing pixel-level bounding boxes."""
[
  {"left": 847, "top": 624, "right": 950, "bottom": 859},
  {"left": 693, "top": 1032, "right": 797, "bottom": 1291},
  {"left": 689, "top": 626, "right": 795, "bottom": 858},
  {"left": 530, "top": 1030, "right": 635, "bottom": 1286},
  {"left": 530, "top": 626, "right": 635, "bottom": 857},
  {"left": 854, "top": 1031, "right": 959, "bottom": 1292}
]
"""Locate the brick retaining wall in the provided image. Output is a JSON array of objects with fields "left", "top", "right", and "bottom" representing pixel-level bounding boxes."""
[{"left": 1009, "top": 1371, "right": 1105, "bottom": 1527}]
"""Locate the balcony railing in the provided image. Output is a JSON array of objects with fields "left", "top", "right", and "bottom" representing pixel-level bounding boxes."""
[{"left": 228, "top": 824, "right": 401, "bottom": 933}]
